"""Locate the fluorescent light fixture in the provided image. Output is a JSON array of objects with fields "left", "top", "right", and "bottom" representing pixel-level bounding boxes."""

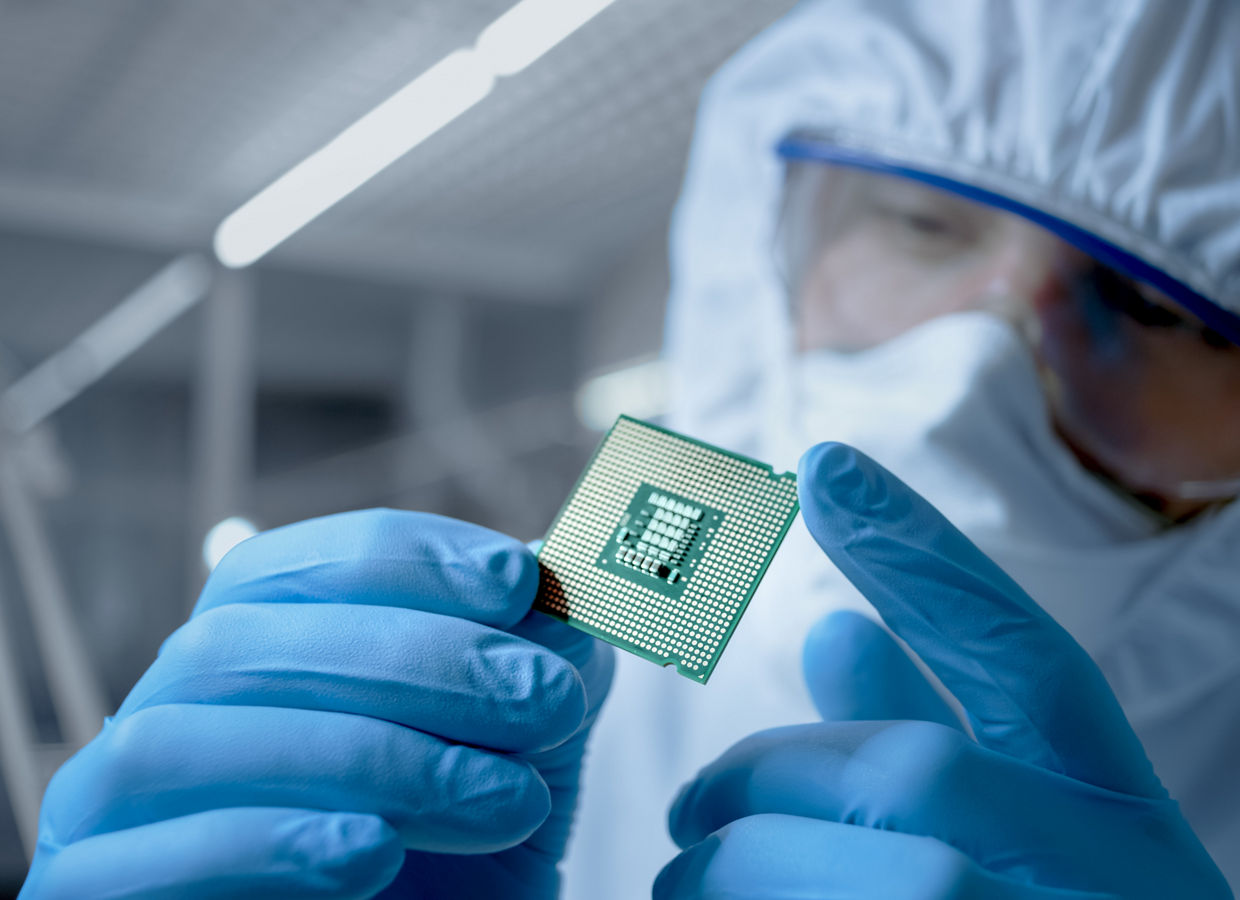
[
  {"left": 213, "top": 0, "right": 620, "bottom": 269},
  {"left": 202, "top": 516, "right": 259, "bottom": 570},
  {"left": 476, "top": 0, "right": 618, "bottom": 76},
  {"left": 575, "top": 357, "right": 668, "bottom": 431},
  {"left": 215, "top": 51, "right": 494, "bottom": 268}
]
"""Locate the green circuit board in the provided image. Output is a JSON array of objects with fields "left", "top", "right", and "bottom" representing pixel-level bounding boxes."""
[{"left": 534, "top": 415, "right": 799, "bottom": 683}]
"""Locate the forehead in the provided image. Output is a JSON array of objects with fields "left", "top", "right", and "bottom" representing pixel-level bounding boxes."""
[
  {"left": 784, "top": 160, "right": 1202, "bottom": 319},
  {"left": 797, "top": 162, "right": 982, "bottom": 215}
]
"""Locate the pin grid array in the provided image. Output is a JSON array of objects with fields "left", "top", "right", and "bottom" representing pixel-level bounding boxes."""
[{"left": 535, "top": 416, "right": 798, "bottom": 682}]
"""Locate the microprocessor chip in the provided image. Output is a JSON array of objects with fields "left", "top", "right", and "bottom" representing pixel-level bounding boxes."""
[{"left": 534, "top": 415, "right": 799, "bottom": 683}]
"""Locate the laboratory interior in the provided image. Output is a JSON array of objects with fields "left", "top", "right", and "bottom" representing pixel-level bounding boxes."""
[
  {"left": 3, "top": 2, "right": 1239, "bottom": 898},
  {"left": 0, "top": 2, "right": 801, "bottom": 891}
]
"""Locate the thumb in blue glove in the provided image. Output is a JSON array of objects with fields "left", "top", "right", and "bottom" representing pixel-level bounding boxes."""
[{"left": 656, "top": 443, "right": 1232, "bottom": 899}]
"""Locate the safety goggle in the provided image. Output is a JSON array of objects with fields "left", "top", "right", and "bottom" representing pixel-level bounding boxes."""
[{"left": 773, "top": 157, "right": 1240, "bottom": 511}]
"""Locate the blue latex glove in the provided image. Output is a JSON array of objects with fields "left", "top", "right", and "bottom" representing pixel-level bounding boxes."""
[
  {"left": 20, "top": 510, "right": 613, "bottom": 899},
  {"left": 655, "top": 443, "right": 1231, "bottom": 900}
]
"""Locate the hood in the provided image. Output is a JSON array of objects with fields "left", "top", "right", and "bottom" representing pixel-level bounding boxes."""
[{"left": 664, "top": 0, "right": 1240, "bottom": 452}]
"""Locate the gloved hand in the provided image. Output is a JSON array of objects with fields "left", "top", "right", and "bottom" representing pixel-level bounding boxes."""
[
  {"left": 655, "top": 443, "right": 1231, "bottom": 899},
  {"left": 20, "top": 509, "right": 613, "bottom": 900}
]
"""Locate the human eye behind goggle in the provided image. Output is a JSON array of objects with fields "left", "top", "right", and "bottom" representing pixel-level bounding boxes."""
[
  {"left": 877, "top": 204, "right": 956, "bottom": 236},
  {"left": 863, "top": 181, "right": 982, "bottom": 249},
  {"left": 1083, "top": 263, "right": 1238, "bottom": 352}
]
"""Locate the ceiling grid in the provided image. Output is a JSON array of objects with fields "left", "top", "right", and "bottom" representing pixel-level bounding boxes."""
[{"left": 0, "top": 0, "right": 800, "bottom": 300}]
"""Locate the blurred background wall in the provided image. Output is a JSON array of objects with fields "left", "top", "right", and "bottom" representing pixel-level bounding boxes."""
[{"left": 0, "top": 0, "right": 800, "bottom": 890}]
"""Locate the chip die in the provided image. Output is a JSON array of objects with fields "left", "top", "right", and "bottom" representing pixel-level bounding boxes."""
[{"left": 534, "top": 415, "right": 799, "bottom": 683}]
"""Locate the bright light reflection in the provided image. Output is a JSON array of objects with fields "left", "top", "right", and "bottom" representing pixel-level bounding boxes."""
[
  {"left": 214, "top": 51, "right": 493, "bottom": 268},
  {"left": 202, "top": 516, "right": 259, "bottom": 570},
  {"left": 575, "top": 358, "right": 668, "bottom": 431},
  {"left": 477, "top": 0, "right": 618, "bottom": 76},
  {"left": 213, "top": 0, "right": 620, "bottom": 269}
]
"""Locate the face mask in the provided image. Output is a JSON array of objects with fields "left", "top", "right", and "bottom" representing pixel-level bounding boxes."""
[
  {"left": 738, "top": 313, "right": 1240, "bottom": 860},
  {"left": 748, "top": 311, "right": 1182, "bottom": 686},
  {"left": 652, "top": 311, "right": 1240, "bottom": 883}
]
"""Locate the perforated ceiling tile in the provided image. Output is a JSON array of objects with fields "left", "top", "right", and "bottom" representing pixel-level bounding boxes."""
[{"left": 0, "top": 1, "right": 799, "bottom": 296}]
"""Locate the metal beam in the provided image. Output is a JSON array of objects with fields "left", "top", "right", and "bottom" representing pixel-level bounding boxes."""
[
  {"left": 0, "top": 574, "right": 43, "bottom": 860},
  {"left": 188, "top": 268, "right": 256, "bottom": 602},
  {"left": 0, "top": 458, "right": 108, "bottom": 748},
  {"left": 0, "top": 254, "right": 213, "bottom": 434}
]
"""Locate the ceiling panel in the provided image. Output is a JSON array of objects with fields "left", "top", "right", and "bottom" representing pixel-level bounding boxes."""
[{"left": 0, "top": 0, "right": 800, "bottom": 298}]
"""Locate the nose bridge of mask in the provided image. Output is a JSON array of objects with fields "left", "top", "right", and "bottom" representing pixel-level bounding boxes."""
[{"left": 788, "top": 312, "right": 1039, "bottom": 458}]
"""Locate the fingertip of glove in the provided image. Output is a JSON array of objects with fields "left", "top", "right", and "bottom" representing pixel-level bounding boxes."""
[
  {"left": 584, "top": 638, "right": 616, "bottom": 709},
  {"left": 798, "top": 443, "right": 887, "bottom": 524},
  {"left": 312, "top": 812, "right": 403, "bottom": 864},
  {"left": 495, "top": 538, "right": 542, "bottom": 627},
  {"left": 653, "top": 833, "right": 722, "bottom": 900},
  {"left": 413, "top": 748, "right": 552, "bottom": 853},
  {"left": 371, "top": 510, "right": 541, "bottom": 628},
  {"left": 447, "top": 517, "right": 540, "bottom": 628},
  {"left": 665, "top": 779, "right": 702, "bottom": 850},
  {"left": 506, "top": 616, "right": 615, "bottom": 728},
  {"left": 506, "top": 643, "right": 591, "bottom": 751},
  {"left": 289, "top": 812, "right": 404, "bottom": 895}
]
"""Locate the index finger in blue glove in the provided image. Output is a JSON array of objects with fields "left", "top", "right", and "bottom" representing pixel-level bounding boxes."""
[
  {"left": 195, "top": 510, "right": 536, "bottom": 629},
  {"left": 120, "top": 603, "right": 588, "bottom": 754},
  {"left": 797, "top": 443, "right": 1162, "bottom": 798},
  {"left": 803, "top": 610, "right": 960, "bottom": 729}
]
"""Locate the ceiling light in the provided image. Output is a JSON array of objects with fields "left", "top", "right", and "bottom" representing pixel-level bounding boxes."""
[
  {"left": 214, "top": 50, "right": 493, "bottom": 268},
  {"left": 476, "top": 0, "right": 618, "bottom": 76},
  {"left": 214, "top": 0, "right": 620, "bottom": 269}
]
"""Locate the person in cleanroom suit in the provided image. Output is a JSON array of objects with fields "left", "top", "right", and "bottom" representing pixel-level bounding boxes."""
[
  {"left": 564, "top": 0, "right": 1240, "bottom": 896},
  {"left": 18, "top": 0, "right": 1240, "bottom": 898}
]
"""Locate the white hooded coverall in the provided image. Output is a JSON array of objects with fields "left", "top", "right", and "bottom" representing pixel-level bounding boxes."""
[{"left": 564, "top": 1, "right": 1240, "bottom": 896}]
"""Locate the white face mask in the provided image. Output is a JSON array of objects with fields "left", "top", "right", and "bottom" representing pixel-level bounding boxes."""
[
  {"left": 736, "top": 311, "right": 1240, "bottom": 861},
  {"left": 714, "top": 310, "right": 1240, "bottom": 885},
  {"left": 748, "top": 311, "right": 1178, "bottom": 687},
  {"left": 770, "top": 311, "right": 1043, "bottom": 487}
]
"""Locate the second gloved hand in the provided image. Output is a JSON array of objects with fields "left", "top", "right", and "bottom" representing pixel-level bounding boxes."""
[
  {"left": 20, "top": 510, "right": 614, "bottom": 900},
  {"left": 655, "top": 443, "right": 1231, "bottom": 900}
]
